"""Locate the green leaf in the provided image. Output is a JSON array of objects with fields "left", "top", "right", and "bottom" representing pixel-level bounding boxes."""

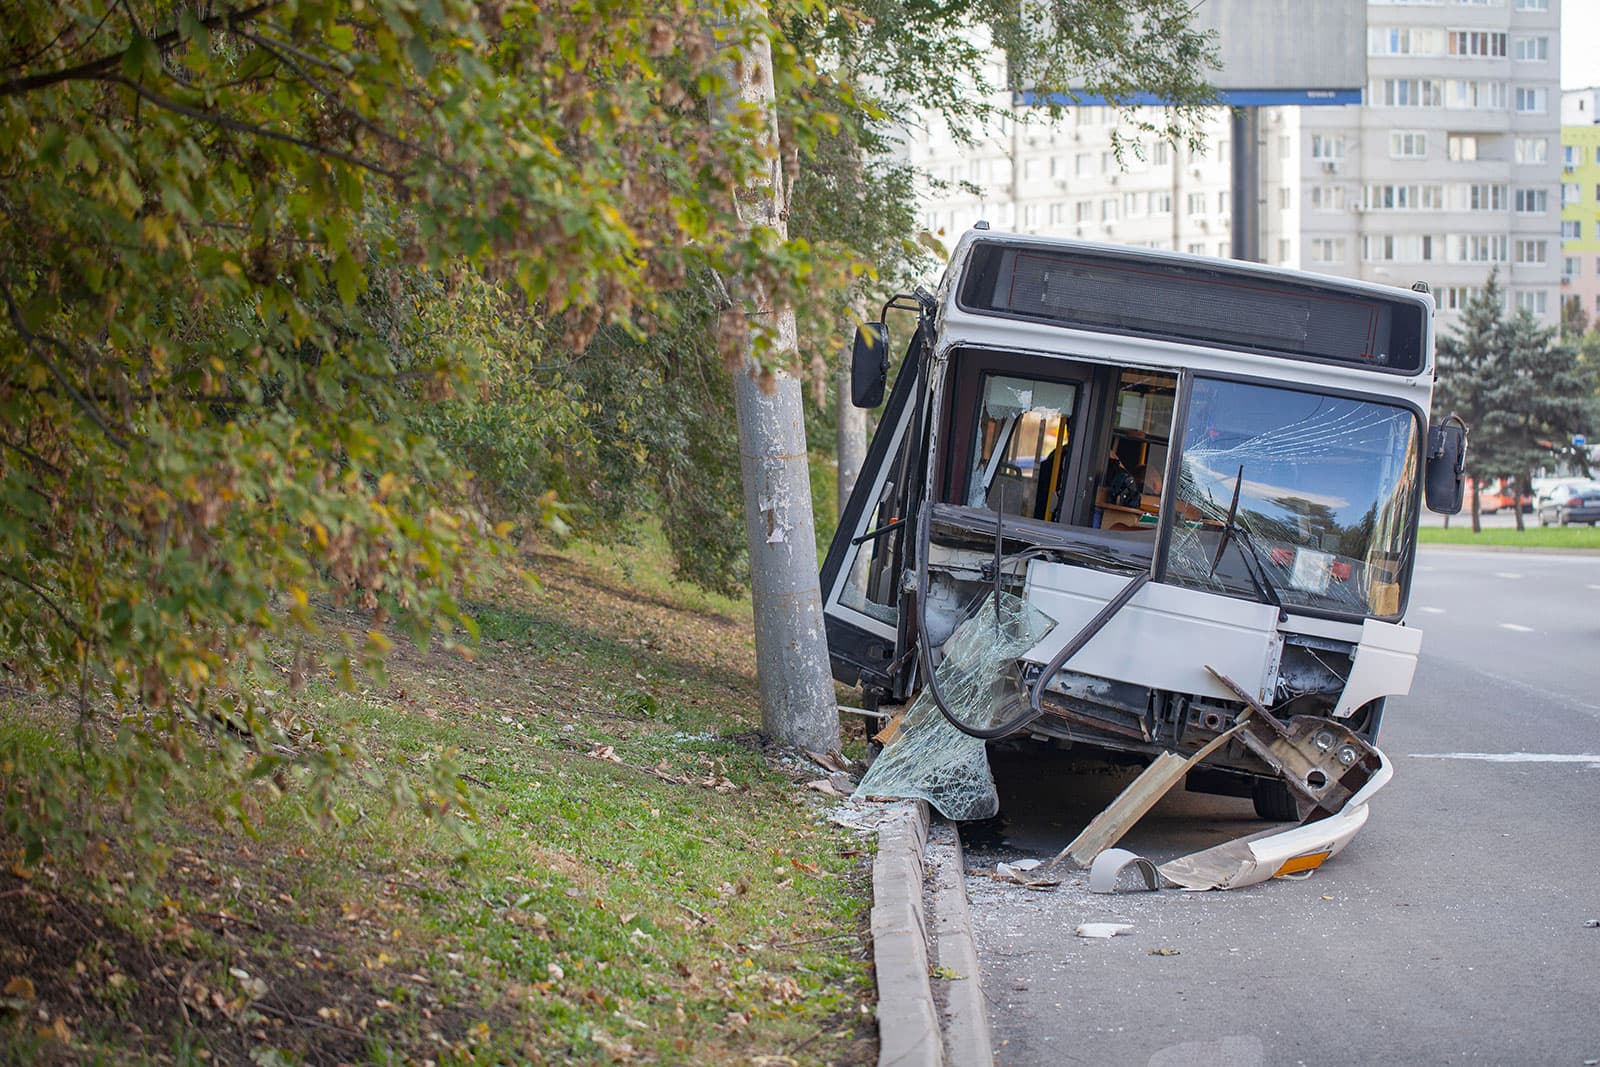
[{"left": 122, "top": 35, "right": 160, "bottom": 79}]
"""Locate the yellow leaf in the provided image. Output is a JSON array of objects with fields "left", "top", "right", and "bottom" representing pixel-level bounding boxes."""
[{"left": 4, "top": 976, "right": 36, "bottom": 999}]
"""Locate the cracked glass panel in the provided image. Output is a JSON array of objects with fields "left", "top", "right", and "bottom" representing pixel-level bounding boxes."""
[
  {"left": 853, "top": 592, "right": 1055, "bottom": 820},
  {"left": 1166, "top": 378, "right": 1420, "bottom": 617},
  {"left": 966, "top": 375, "right": 1078, "bottom": 520}
]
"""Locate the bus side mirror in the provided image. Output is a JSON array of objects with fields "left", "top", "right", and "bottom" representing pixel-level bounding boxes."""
[
  {"left": 1425, "top": 416, "right": 1468, "bottom": 515},
  {"left": 851, "top": 322, "right": 889, "bottom": 408}
]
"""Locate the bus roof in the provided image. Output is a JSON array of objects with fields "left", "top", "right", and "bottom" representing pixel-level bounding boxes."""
[{"left": 940, "top": 231, "right": 1435, "bottom": 378}]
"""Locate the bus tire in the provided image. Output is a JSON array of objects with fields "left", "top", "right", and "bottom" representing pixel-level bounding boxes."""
[{"left": 1252, "top": 778, "right": 1301, "bottom": 822}]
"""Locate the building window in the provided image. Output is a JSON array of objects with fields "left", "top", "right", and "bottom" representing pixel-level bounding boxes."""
[
  {"left": 1563, "top": 183, "right": 1581, "bottom": 205},
  {"left": 1513, "top": 188, "right": 1548, "bottom": 213},
  {"left": 1310, "top": 238, "right": 1345, "bottom": 263},
  {"left": 1216, "top": 241, "right": 1230, "bottom": 258},
  {"left": 1278, "top": 239, "right": 1292, "bottom": 263},
  {"left": 1124, "top": 191, "right": 1145, "bottom": 217},
  {"left": 1515, "top": 87, "right": 1548, "bottom": 113},
  {"left": 1076, "top": 200, "right": 1093, "bottom": 223},
  {"left": 1151, "top": 191, "right": 1172, "bottom": 214},
  {"left": 1048, "top": 202, "right": 1066, "bottom": 225},
  {"left": 1152, "top": 142, "right": 1170, "bottom": 166},
  {"left": 1454, "top": 234, "right": 1507, "bottom": 263},
  {"left": 1390, "top": 131, "right": 1427, "bottom": 159},
  {"left": 1563, "top": 220, "right": 1582, "bottom": 239},
  {"left": 1440, "top": 286, "right": 1482, "bottom": 311},
  {"left": 1449, "top": 135, "right": 1478, "bottom": 161},
  {"left": 1278, "top": 187, "right": 1292, "bottom": 209},
  {"left": 1374, "top": 78, "right": 1443, "bottom": 107},
  {"left": 1514, "top": 239, "right": 1547, "bottom": 264},
  {"left": 1514, "top": 0, "right": 1549, "bottom": 10},
  {"left": 1363, "top": 235, "right": 1399, "bottom": 262},
  {"left": 1368, "top": 183, "right": 1445, "bottom": 210},
  {"left": 1187, "top": 242, "right": 1205, "bottom": 255},
  {"left": 1512, "top": 36, "right": 1549, "bottom": 61},
  {"left": 1217, "top": 190, "right": 1229, "bottom": 214},
  {"left": 1186, "top": 191, "right": 1206, "bottom": 216},
  {"left": 1101, "top": 198, "right": 1117, "bottom": 221},
  {"left": 1515, "top": 290, "right": 1548, "bottom": 315},
  {"left": 1465, "top": 183, "right": 1508, "bottom": 211},
  {"left": 1076, "top": 153, "right": 1091, "bottom": 177},
  {"left": 1310, "top": 134, "right": 1344, "bottom": 161},
  {"left": 1448, "top": 31, "right": 1506, "bottom": 57},
  {"left": 1370, "top": 26, "right": 1443, "bottom": 54},
  {"left": 1446, "top": 80, "right": 1507, "bottom": 110},
  {"left": 1564, "top": 145, "right": 1577, "bottom": 169},
  {"left": 1309, "top": 185, "right": 1345, "bottom": 211},
  {"left": 1514, "top": 137, "right": 1548, "bottom": 164},
  {"left": 1563, "top": 256, "right": 1580, "bottom": 282}
]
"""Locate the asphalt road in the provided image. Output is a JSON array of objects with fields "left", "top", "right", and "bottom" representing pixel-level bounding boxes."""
[{"left": 960, "top": 547, "right": 1600, "bottom": 1067}]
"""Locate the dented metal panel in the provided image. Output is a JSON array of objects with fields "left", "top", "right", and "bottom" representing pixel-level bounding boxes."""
[
  {"left": 1021, "top": 560, "right": 1283, "bottom": 704},
  {"left": 1334, "top": 618, "right": 1424, "bottom": 717}
]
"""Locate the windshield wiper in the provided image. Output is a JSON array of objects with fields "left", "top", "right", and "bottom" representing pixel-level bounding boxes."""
[{"left": 1207, "top": 465, "right": 1282, "bottom": 610}]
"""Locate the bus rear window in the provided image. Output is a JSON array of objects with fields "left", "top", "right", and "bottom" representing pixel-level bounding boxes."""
[{"left": 958, "top": 243, "right": 1427, "bottom": 374}]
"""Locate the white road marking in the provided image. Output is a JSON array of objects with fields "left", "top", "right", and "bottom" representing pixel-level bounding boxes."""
[
  {"left": 1589, "top": 584, "right": 1600, "bottom": 591},
  {"left": 1498, "top": 622, "right": 1534, "bottom": 632},
  {"left": 1494, "top": 572, "right": 1523, "bottom": 580},
  {"left": 1418, "top": 606, "right": 1446, "bottom": 614},
  {"left": 1411, "top": 752, "right": 1600, "bottom": 769}
]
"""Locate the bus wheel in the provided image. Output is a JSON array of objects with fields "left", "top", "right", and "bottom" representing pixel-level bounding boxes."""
[{"left": 1252, "top": 778, "right": 1301, "bottom": 822}]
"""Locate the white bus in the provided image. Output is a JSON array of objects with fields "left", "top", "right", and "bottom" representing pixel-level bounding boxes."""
[{"left": 823, "top": 229, "right": 1466, "bottom": 822}]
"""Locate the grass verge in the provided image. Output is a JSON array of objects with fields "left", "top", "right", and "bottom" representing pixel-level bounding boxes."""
[
  {"left": 0, "top": 545, "right": 876, "bottom": 1065},
  {"left": 1419, "top": 525, "right": 1600, "bottom": 549}
]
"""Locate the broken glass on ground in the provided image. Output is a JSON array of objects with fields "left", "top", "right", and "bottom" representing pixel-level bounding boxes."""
[{"left": 852, "top": 592, "right": 1055, "bottom": 820}]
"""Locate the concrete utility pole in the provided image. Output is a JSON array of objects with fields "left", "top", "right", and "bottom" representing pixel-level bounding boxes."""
[{"left": 719, "top": 24, "right": 841, "bottom": 754}]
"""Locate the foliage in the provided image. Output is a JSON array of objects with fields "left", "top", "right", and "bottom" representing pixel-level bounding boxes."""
[
  {"left": 1434, "top": 272, "right": 1590, "bottom": 529},
  {"left": 551, "top": 0, "right": 1221, "bottom": 592},
  {"left": 0, "top": 0, "right": 840, "bottom": 861}
]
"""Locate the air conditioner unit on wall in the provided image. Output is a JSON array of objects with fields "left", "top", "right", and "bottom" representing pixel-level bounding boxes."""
[{"left": 1322, "top": 160, "right": 1341, "bottom": 174}]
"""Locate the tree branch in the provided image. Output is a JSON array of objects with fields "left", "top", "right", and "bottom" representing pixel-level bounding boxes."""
[
  {"left": 106, "top": 74, "right": 404, "bottom": 181},
  {"left": 0, "top": 279, "right": 132, "bottom": 450},
  {"left": 0, "top": 568, "right": 86, "bottom": 641},
  {"left": 0, "top": 2, "right": 278, "bottom": 98}
]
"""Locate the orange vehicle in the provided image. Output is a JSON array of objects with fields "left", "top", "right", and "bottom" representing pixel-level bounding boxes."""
[{"left": 1469, "top": 477, "right": 1532, "bottom": 514}]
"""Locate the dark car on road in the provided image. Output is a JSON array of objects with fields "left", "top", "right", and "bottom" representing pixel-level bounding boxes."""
[{"left": 1536, "top": 480, "right": 1600, "bottom": 526}]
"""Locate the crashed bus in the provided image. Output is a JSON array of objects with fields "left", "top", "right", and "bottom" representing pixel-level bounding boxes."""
[{"left": 825, "top": 229, "right": 1467, "bottom": 883}]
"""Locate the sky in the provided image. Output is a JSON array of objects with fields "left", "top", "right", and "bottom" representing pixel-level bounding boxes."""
[{"left": 1563, "top": 0, "right": 1600, "bottom": 89}]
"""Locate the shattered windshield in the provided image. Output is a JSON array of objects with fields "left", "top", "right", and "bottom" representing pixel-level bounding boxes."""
[{"left": 1166, "top": 378, "right": 1419, "bottom": 617}]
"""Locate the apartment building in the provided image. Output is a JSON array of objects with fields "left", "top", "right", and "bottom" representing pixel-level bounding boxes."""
[
  {"left": 1561, "top": 86, "right": 1600, "bottom": 322},
  {"left": 901, "top": 0, "right": 1564, "bottom": 330}
]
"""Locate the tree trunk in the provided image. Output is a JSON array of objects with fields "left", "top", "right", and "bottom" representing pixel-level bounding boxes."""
[
  {"left": 1470, "top": 481, "right": 1482, "bottom": 533},
  {"left": 1513, "top": 472, "right": 1527, "bottom": 532},
  {"left": 718, "top": 26, "right": 840, "bottom": 754}
]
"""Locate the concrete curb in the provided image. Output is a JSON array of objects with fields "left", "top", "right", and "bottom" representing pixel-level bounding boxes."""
[
  {"left": 926, "top": 822, "right": 994, "bottom": 1067},
  {"left": 872, "top": 799, "right": 939, "bottom": 1067},
  {"left": 1419, "top": 541, "right": 1600, "bottom": 555},
  {"left": 871, "top": 800, "right": 994, "bottom": 1067}
]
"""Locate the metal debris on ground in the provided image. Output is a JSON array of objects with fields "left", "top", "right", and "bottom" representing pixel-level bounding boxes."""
[
  {"left": 1074, "top": 923, "right": 1134, "bottom": 939},
  {"left": 994, "top": 858, "right": 1060, "bottom": 889},
  {"left": 1050, "top": 666, "right": 1393, "bottom": 893}
]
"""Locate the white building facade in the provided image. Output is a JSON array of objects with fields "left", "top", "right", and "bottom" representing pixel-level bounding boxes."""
[{"left": 901, "top": 0, "right": 1564, "bottom": 330}]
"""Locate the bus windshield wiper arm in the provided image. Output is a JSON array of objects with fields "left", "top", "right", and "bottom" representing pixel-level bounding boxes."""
[{"left": 1208, "top": 465, "right": 1282, "bottom": 610}]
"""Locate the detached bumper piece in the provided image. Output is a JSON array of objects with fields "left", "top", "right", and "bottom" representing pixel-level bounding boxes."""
[{"left": 1059, "top": 667, "right": 1391, "bottom": 892}]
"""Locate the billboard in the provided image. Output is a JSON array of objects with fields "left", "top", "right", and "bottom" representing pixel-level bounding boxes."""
[{"left": 1022, "top": 0, "right": 1367, "bottom": 109}]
